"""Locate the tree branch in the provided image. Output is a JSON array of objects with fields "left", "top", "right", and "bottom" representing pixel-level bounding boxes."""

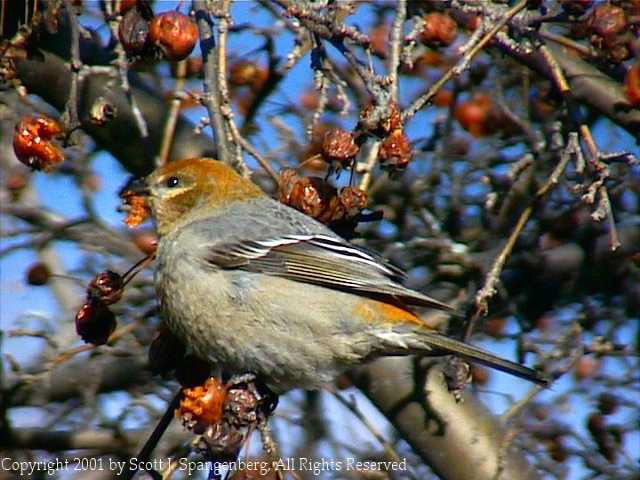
[{"left": 350, "top": 358, "right": 541, "bottom": 480}]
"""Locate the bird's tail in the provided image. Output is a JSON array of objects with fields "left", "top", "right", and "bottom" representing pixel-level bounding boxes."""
[{"left": 400, "top": 330, "right": 549, "bottom": 386}]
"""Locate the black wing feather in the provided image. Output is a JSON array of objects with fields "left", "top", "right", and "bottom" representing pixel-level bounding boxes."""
[{"left": 207, "top": 234, "right": 454, "bottom": 312}]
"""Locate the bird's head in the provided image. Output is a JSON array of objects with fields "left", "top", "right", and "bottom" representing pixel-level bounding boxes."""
[{"left": 140, "top": 157, "right": 263, "bottom": 236}]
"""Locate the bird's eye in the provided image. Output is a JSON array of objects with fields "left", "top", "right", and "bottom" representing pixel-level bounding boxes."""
[{"left": 165, "top": 176, "right": 180, "bottom": 188}]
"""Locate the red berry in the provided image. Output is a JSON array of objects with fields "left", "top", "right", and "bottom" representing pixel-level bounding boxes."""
[
  {"left": 26, "top": 263, "right": 51, "bottom": 286},
  {"left": 433, "top": 89, "right": 453, "bottom": 108},
  {"left": 149, "top": 11, "right": 198, "bottom": 61},
  {"left": 88, "top": 270, "right": 124, "bottom": 305},
  {"left": 454, "top": 93, "right": 503, "bottom": 137},
  {"left": 624, "top": 61, "right": 640, "bottom": 106},
  {"left": 75, "top": 299, "right": 117, "bottom": 345},
  {"left": 420, "top": 13, "right": 458, "bottom": 46},
  {"left": 573, "top": 355, "right": 600, "bottom": 381}
]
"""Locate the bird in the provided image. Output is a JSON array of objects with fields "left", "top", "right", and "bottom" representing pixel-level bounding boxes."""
[{"left": 135, "top": 157, "right": 547, "bottom": 393}]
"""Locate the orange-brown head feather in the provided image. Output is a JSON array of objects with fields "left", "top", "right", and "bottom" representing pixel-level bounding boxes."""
[{"left": 145, "top": 158, "right": 264, "bottom": 235}]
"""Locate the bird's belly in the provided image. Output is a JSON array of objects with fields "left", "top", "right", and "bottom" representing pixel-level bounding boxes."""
[{"left": 156, "top": 264, "right": 370, "bottom": 392}]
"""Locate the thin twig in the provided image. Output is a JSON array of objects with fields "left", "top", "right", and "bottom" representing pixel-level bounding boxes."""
[
  {"left": 157, "top": 60, "right": 187, "bottom": 167},
  {"left": 403, "top": 0, "right": 528, "bottom": 121},
  {"left": 228, "top": 123, "right": 279, "bottom": 184},
  {"left": 308, "top": 34, "right": 329, "bottom": 139},
  {"left": 104, "top": 2, "right": 149, "bottom": 138},
  {"left": 539, "top": 44, "right": 622, "bottom": 251},
  {"left": 501, "top": 384, "right": 544, "bottom": 423},
  {"left": 538, "top": 30, "right": 596, "bottom": 58},
  {"left": 333, "top": 392, "right": 416, "bottom": 480},
  {"left": 214, "top": 0, "right": 248, "bottom": 174},
  {"left": 357, "top": 140, "right": 381, "bottom": 192},
  {"left": 122, "top": 390, "right": 183, "bottom": 480},
  {"left": 596, "top": 186, "right": 621, "bottom": 250},
  {"left": 387, "top": 0, "right": 406, "bottom": 103},
  {"left": 63, "top": 0, "right": 81, "bottom": 132},
  {"left": 194, "top": 1, "right": 231, "bottom": 166},
  {"left": 539, "top": 44, "right": 570, "bottom": 94},
  {"left": 273, "top": 0, "right": 383, "bottom": 97},
  {"left": 51, "top": 317, "right": 144, "bottom": 366},
  {"left": 464, "top": 140, "right": 574, "bottom": 341}
]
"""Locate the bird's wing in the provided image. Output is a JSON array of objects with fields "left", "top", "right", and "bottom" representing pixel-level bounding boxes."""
[{"left": 206, "top": 233, "right": 454, "bottom": 312}]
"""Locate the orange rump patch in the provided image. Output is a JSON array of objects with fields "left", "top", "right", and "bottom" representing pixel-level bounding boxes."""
[{"left": 353, "top": 299, "right": 423, "bottom": 327}]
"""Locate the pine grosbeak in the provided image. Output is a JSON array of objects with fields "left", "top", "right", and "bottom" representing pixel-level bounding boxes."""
[{"left": 138, "top": 157, "right": 546, "bottom": 393}]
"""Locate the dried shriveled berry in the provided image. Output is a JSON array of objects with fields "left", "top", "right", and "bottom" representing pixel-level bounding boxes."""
[
  {"left": 624, "top": 61, "right": 640, "bottom": 106},
  {"left": 225, "top": 385, "right": 260, "bottom": 427},
  {"left": 369, "top": 23, "right": 388, "bottom": 57},
  {"left": 420, "top": 12, "right": 458, "bottom": 46},
  {"left": 290, "top": 177, "right": 340, "bottom": 222},
  {"left": 229, "top": 61, "right": 259, "bottom": 87},
  {"left": 587, "top": 412, "right": 618, "bottom": 463},
  {"left": 586, "top": 4, "right": 631, "bottom": 61},
  {"left": 339, "top": 186, "right": 367, "bottom": 219},
  {"left": 279, "top": 170, "right": 337, "bottom": 220},
  {"left": 470, "top": 365, "right": 489, "bottom": 385},
  {"left": 358, "top": 102, "right": 402, "bottom": 136},
  {"left": 88, "top": 270, "right": 124, "bottom": 305},
  {"left": 176, "top": 377, "right": 228, "bottom": 429},
  {"left": 197, "top": 422, "right": 245, "bottom": 458},
  {"left": 26, "top": 262, "right": 51, "bottom": 286},
  {"left": 573, "top": 355, "right": 600, "bottom": 380},
  {"left": 118, "top": 6, "right": 151, "bottom": 55},
  {"left": 588, "top": 4, "right": 627, "bottom": 38},
  {"left": 422, "top": 51, "right": 446, "bottom": 67},
  {"left": 5, "top": 170, "right": 28, "bottom": 198},
  {"left": 228, "top": 61, "right": 268, "bottom": 93},
  {"left": 75, "top": 299, "right": 117, "bottom": 345},
  {"left": 278, "top": 169, "right": 303, "bottom": 205},
  {"left": 454, "top": 93, "right": 505, "bottom": 137},
  {"left": 547, "top": 437, "right": 569, "bottom": 463},
  {"left": 279, "top": 170, "right": 367, "bottom": 226},
  {"left": 148, "top": 328, "right": 186, "bottom": 375},
  {"left": 132, "top": 231, "right": 158, "bottom": 255},
  {"left": 13, "top": 116, "right": 64, "bottom": 171},
  {"left": 149, "top": 11, "right": 198, "bottom": 61},
  {"left": 121, "top": 190, "right": 151, "bottom": 227},
  {"left": 321, "top": 128, "right": 359, "bottom": 168},
  {"left": 378, "top": 129, "right": 412, "bottom": 172},
  {"left": 597, "top": 393, "right": 619, "bottom": 416},
  {"left": 298, "top": 123, "right": 340, "bottom": 172},
  {"left": 532, "top": 404, "right": 550, "bottom": 421},
  {"left": 433, "top": 89, "right": 454, "bottom": 108}
]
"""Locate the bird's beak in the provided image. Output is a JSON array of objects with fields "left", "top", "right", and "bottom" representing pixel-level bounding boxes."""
[{"left": 126, "top": 177, "right": 151, "bottom": 196}]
